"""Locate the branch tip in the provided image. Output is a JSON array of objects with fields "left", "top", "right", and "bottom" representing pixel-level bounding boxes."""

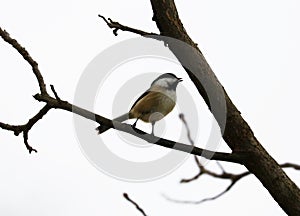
[
  {"left": 98, "top": 14, "right": 110, "bottom": 25},
  {"left": 50, "top": 84, "right": 61, "bottom": 101},
  {"left": 123, "top": 193, "right": 147, "bottom": 216},
  {"left": 0, "top": 27, "right": 48, "bottom": 95},
  {"left": 23, "top": 131, "right": 38, "bottom": 154},
  {"left": 98, "top": 13, "right": 158, "bottom": 37}
]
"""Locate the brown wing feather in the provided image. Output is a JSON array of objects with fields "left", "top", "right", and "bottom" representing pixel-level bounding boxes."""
[
  {"left": 129, "top": 91, "right": 175, "bottom": 122},
  {"left": 130, "top": 90, "right": 150, "bottom": 111}
]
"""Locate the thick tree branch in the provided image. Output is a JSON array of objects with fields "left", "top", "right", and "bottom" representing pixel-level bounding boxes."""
[
  {"left": 98, "top": 14, "right": 158, "bottom": 36},
  {"left": 148, "top": 0, "right": 300, "bottom": 214},
  {"left": 123, "top": 193, "right": 147, "bottom": 216}
]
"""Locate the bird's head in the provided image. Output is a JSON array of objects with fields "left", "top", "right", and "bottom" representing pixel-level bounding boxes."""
[{"left": 150, "top": 73, "right": 182, "bottom": 90}]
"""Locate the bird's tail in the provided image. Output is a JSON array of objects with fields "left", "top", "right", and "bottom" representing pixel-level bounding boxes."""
[{"left": 96, "top": 113, "right": 130, "bottom": 134}]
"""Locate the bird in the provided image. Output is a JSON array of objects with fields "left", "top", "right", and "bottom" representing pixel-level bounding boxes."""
[{"left": 96, "top": 73, "right": 182, "bottom": 135}]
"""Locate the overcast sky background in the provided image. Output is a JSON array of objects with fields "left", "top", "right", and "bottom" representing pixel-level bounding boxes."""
[{"left": 1, "top": 0, "right": 300, "bottom": 215}]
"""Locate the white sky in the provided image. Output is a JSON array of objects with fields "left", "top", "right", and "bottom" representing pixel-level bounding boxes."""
[{"left": 0, "top": 0, "right": 300, "bottom": 215}]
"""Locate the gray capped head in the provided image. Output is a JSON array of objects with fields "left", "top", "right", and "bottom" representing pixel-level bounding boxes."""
[{"left": 150, "top": 73, "right": 183, "bottom": 90}]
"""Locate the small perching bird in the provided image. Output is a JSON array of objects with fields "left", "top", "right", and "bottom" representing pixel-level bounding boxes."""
[{"left": 96, "top": 73, "right": 182, "bottom": 135}]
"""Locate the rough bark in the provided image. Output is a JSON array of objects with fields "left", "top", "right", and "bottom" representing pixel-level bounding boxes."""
[{"left": 150, "top": 0, "right": 300, "bottom": 214}]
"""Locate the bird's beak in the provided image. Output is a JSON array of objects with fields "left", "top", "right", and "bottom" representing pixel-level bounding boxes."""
[{"left": 178, "top": 78, "right": 183, "bottom": 82}]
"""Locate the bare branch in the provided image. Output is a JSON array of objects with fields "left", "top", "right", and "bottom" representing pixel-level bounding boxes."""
[
  {"left": 123, "top": 193, "right": 147, "bottom": 216},
  {"left": 149, "top": 1, "right": 300, "bottom": 213},
  {"left": 169, "top": 162, "right": 299, "bottom": 205},
  {"left": 98, "top": 14, "right": 158, "bottom": 36},
  {"left": 216, "top": 161, "right": 226, "bottom": 173},
  {"left": 0, "top": 105, "right": 51, "bottom": 153},
  {"left": 23, "top": 130, "right": 37, "bottom": 153},
  {"left": 0, "top": 27, "right": 48, "bottom": 95},
  {"left": 0, "top": 25, "right": 241, "bottom": 161},
  {"left": 0, "top": 27, "right": 51, "bottom": 152},
  {"left": 163, "top": 175, "right": 242, "bottom": 204},
  {"left": 50, "top": 84, "right": 61, "bottom": 101},
  {"left": 175, "top": 113, "right": 245, "bottom": 203},
  {"left": 33, "top": 92, "right": 243, "bottom": 163},
  {"left": 280, "top": 163, "right": 300, "bottom": 170},
  {"left": 179, "top": 113, "right": 194, "bottom": 146},
  {"left": 1, "top": 7, "right": 300, "bottom": 213},
  {"left": 162, "top": 113, "right": 247, "bottom": 203},
  {"left": 171, "top": 112, "right": 300, "bottom": 204}
]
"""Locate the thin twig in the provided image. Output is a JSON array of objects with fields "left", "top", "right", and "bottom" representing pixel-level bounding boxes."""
[
  {"left": 23, "top": 130, "right": 37, "bottom": 153},
  {"left": 123, "top": 193, "right": 147, "bottom": 216},
  {"left": 50, "top": 84, "right": 61, "bottom": 101},
  {"left": 281, "top": 163, "right": 300, "bottom": 170},
  {"left": 216, "top": 161, "right": 226, "bottom": 173},
  {"left": 177, "top": 113, "right": 248, "bottom": 202},
  {"left": 164, "top": 113, "right": 300, "bottom": 204},
  {"left": 171, "top": 162, "right": 299, "bottom": 204},
  {"left": 0, "top": 105, "right": 51, "bottom": 153},
  {"left": 98, "top": 14, "right": 158, "bottom": 36},
  {"left": 179, "top": 113, "right": 194, "bottom": 145},
  {"left": 0, "top": 27, "right": 48, "bottom": 95}
]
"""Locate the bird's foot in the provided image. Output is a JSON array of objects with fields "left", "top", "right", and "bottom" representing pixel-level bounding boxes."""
[
  {"left": 131, "top": 122, "right": 140, "bottom": 133},
  {"left": 151, "top": 129, "right": 154, "bottom": 136}
]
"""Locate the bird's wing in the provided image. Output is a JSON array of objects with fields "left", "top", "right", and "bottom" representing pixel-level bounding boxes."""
[{"left": 129, "top": 89, "right": 150, "bottom": 111}]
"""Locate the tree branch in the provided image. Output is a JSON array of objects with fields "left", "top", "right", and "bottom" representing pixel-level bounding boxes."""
[
  {"left": 34, "top": 92, "right": 242, "bottom": 163},
  {"left": 165, "top": 162, "right": 300, "bottom": 205},
  {"left": 167, "top": 94, "right": 300, "bottom": 205},
  {"left": 123, "top": 193, "right": 147, "bottom": 216},
  {"left": 163, "top": 112, "right": 248, "bottom": 204},
  {"left": 2, "top": 5, "right": 300, "bottom": 213},
  {"left": 50, "top": 84, "right": 61, "bottom": 101},
  {"left": 148, "top": 0, "right": 300, "bottom": 214},
  {"left": 0, "top": 27, "right": 48, "bottom": 95},
  {"left": 0, "top": 27, "right": 242, "bottom": 163},
  {"left": 98, "top": 14, "right": 158, "bottom": 36},
  {"left": 0, "top": 104, "right": 51, "bottom": 153}
]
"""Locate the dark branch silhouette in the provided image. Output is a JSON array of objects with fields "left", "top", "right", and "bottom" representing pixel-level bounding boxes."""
[
  {"left": 35, "top": 92, "right": 241, "bottom": 163},
  {"left": 165, "top": 162, "right": 300, "bottom": 205},
  {"left": 1, "top": 1, "right": 300, "bottom": 214},
  {"left": 123, "top": 193, "right": 147, "bottom": 216},
  {"left": 98, "top": 14, "right": 158, "bottom": 37},
  {"left": 50, "top": 84, "right": 62, "bottom": 101},
  {"left": 164, "top": 114, "right": 300, "bottom": 204},
  {"left": 0, "top": 27, "right": 240, "bottom": 163},
  {"left": 0, "top": 27, "right": 47, "bottom": 95},
  {"left": 149, "top": 1, "right": 300, "bottom": 214},
  {"left": 0, "top": 104, "right": 51, "bottom": 153}
]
